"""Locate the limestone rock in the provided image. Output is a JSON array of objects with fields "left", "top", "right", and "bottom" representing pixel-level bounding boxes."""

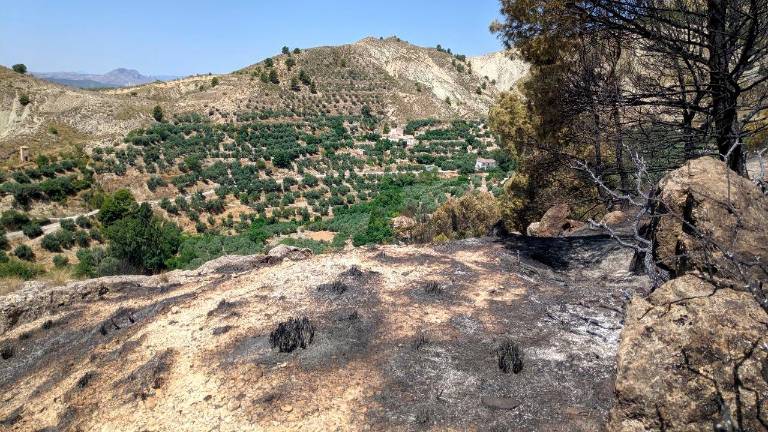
[
  {"left": 600, "top": 210, "right": 628, "bottom": 226},
  {"left": 267, "top": 244, "right": 312, "bottom": 261},
  {"left": 527, "top": 204, "right": 582, "bottom": 237},
  {"left": 609, "top": 275, "right": 768, "bottom": 431},
  {"left": 649, "top": 157, "right": 768, "bottom": 282}
]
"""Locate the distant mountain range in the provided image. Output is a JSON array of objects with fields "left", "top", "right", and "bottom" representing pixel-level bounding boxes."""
[{"left": 32, "top": 68, "right": 180, "bottom": 88}]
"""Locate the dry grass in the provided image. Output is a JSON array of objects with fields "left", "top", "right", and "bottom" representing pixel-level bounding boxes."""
[
  {"left": 0, "top": 277, "right": 25, "bottom": 296},
  {"left": 39, "top": 267, "right": 76, "bottom": 287}
]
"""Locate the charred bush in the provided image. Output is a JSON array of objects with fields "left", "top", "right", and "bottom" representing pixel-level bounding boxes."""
[
  {"left": 340, "top": 265, "right": 364, "bottom": 279},
  {"left": 76, "top": 371, "right": 97, "bottom": 389},
  {"left": 318, "top": 280, "right": 348, "bottom": 295},
  {"left": 269, "top": 317, "right": 315, "bottom": 353},
  {"left": 414, "top": 407, "right": 432, "bottom": 426},
  {"left": 1, "top": 344, "right": 13, "bottom": 360},
  {"left": 412, "top": 332, "right": 429, "bottom": 351},
  {"left": 423, "top": 281, "right": 443, "bottom": 295},
  {"left": 496, "top": 340, "right": 523, "bottom": 374}
]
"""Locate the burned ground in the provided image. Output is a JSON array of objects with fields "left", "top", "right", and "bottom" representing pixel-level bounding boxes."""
[{"left": 0, "top": 236, "right": 647, "bottom": 431}]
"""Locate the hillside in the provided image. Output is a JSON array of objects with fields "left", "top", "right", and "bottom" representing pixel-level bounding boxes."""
[
  {"left": 0, "top": 37, "right": 528, "bottom": 163},
  {"left": 469, "top": 50, "right": 529, "bottom": 91},
  {"left": 0, "top": 235, "right": 648, "bottom": 431}
]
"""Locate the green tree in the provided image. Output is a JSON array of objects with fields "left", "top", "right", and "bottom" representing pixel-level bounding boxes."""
[
  {"left": 19, "top": 95, "right": 30, "bottom": 106},
  {"left": 285, "top": 57, "right": 296, "bottom": 70},
  {"left": 269, "top": 69, "right": 279, "bottom": 84},
  {"left": 282, "top": 46, "right": 290, "bottom": 55},
  {"left": 11, "top": 64, "right": 27, "bottom": 74},
  {"left": 264, "top": 57, "right": 274, "bottom": 68},
  {"left": 298, "top": 69, "right": 311, "bottom": 85},
  {"left": 152, "top": 105, "right": 164, "bottom": 122},
  {"left": 98, "top": 189, "right": 137, "bottom": 227},
  {"left": 293, "top": 48, "right": 301, "bottom": 54},
  {"left": 104, "top": 203, "right": 181, "bottom": 273}
]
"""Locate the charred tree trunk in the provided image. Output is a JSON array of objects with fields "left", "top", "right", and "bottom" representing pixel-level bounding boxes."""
[{"left": 707, "top": 0, "right": 746, "bottom": 175}]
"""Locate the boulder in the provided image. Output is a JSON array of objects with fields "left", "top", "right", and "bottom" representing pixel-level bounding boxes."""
[
  {"left": 600, "top": 210, "right": 628, "bottom": 226},
  {"left": 267, "top": 244, "right": 312, "bottom": 261},
  {"left": 610, "top": 157, "right": 768, "bottom": 431},
  {"left": 649, "top": 157, "right": 768, "bottom": 283},
  {"left": 527, "top": 204, "right": 582, "bottom": 237},
  {"left": 608, "top": 274, "right": 768, "bottom": 431}
]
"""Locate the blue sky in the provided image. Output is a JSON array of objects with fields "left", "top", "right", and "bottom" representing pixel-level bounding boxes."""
[{"left": 0, "top": 0, "right": 505, "bottom": 76}]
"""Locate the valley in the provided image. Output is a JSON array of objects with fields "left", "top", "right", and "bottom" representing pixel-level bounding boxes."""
[{"left": 0, "top": 37, "right": 525, "bottom": 286}]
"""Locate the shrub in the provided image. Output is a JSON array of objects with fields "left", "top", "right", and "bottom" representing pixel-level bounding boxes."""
[
  {"left": 21, "top": 223, "right": 43, "bottom": 239},
  {"left": 0, "top": 210, "right": 30, "bottom": 231},
  {"left": 13, "top": 244, "right": 34, "bottom": 261},
  {"left": 12, "top": 64, "right": 27, "bottom": 74},
  {"left": 59, "top": 218, "right": 77, "bottom": 232},
  {"left": 41, "top": 229, "right": 74, "bottom": 252},
  {"left": 89, "top": 228, "right": 102, "bottom": 242},
  {"left": 53, "top": 254, "right": 69, "bottom": 268},
  {"left": 417, "top": 191, "right": 500, "bottom": 242},
  {"left": 152, "top": 105, "right": 164, "bottom": 122},
  {"left": 269, "top": 69, "right": 279, "bottom": 84},
  {"left": 211, "top": 77, "right": 219, "bottom": 87},
  {"left": 75, "top": 215, "right": 91, "bottom": 228},
  {"left": 75, "top": 230, "right": 90, "bottom": 247},
  {"left": 0, "top": 258, "right": 43, "bottom": 280},
  {"left": 19, "top": 95, "right": 30, "bottom": 106}
]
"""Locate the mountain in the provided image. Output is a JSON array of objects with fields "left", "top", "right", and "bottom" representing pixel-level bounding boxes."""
[
  {"left": 0, "top": 37, "right": 528, "bottom": 162},
  {"left": 33, "top": 68, "right": 180, "bottom": 88}
]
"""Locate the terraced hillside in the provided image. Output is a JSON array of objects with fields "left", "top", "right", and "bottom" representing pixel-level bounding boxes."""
[{"left": 1, "top": 37, "right": 526, "bottom": 165}]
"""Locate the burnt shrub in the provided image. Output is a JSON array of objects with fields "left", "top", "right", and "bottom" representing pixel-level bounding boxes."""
[
  {"left": 0, "top": 344, "right": 13, "bottom": 360},
  {"left": 412, "top": 332, "right": 429, "bottom": 350},
  {"left": 269, "top": 317, "right": 315, "bottom": 353},
  {"left": 423, "top": 281, "right": 443, "bottom": 295},
  {"left": 318, "top": 280, "right": 348, "bottom": 295},
  {"left": 496, "top": 340, "right": 523, "bottom": 374}
]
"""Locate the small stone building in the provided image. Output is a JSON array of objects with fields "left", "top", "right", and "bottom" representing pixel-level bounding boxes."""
[
  {"left": 19, "top": 146, "right": 30, "bottom": 163},
  {"left": 474, "top": 157, "right": 497, "bottom": 171}
]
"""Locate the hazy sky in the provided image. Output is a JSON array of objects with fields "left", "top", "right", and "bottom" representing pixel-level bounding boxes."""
[{"left": 0, "top": 0, "right": 505, "bottom": 76}]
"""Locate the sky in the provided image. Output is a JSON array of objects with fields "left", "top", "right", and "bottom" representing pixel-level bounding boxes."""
[{"left": 0, "top": 0, "right": 505, "bottom": 76}]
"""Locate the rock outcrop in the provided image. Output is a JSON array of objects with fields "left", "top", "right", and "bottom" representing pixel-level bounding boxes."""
[
  {"left": 610, "top": 157, "right": 768, "bottom": 431},
  {"left": 649, "top": 156, "right": 768, "bottom": 283}
]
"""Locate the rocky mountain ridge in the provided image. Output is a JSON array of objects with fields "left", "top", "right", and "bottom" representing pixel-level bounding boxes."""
[{"left": 32, "top": 68, "right": 180, "bottom": 89}]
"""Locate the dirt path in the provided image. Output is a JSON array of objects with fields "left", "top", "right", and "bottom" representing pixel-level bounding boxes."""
[{"left": 0, "top": 235, "right": 647, "bottom": 431}]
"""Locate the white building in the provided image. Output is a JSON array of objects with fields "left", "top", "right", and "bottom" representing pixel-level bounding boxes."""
[{"left": 475, "top": 157, "right": 497, "bottom": 171}]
